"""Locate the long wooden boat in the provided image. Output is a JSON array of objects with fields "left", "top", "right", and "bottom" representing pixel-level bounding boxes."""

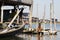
[{"left": 0, "top": 22, "right": 25, "bottom": 37}]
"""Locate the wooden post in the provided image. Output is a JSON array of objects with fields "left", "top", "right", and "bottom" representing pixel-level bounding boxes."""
[
  {"left": 29, "top": 0, "right": 33, "bottom": 30},
  {"left": 17, "top": 15, "right": 19, "bottom": 24},
  {"left": 54, "top": 16, "right": 56, "bottom": 31},
  {"left": 29, "top": 6, "right": 32, "bottom": 29},
  {"left": 1, "top": 6, "right": 3, "bottom": 23},
  {"left": 16, "top": 6, "right": 19, "bottom": 24},
  {"left": 43, "top": 5, "right": 46, "bottom": 31},
  {"left": 52, "top": 0, "right": 57, "bottom": 35},
  {"left": 29, "top": 5, "right": 33, "bottom": 31},
  {"left": 50, "top": 0, "right": 53, "bottom": 32},
  {"left": 49, "top": 0, "right": 57, "bottom": 35},
  {"left": 52, "top": 0, "right": 56, "bottom": 31},
  {"left": 36, "top": 3, "right": 38, "bottom": 30}
]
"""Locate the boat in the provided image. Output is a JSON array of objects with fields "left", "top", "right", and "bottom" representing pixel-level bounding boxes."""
[
  {"left": 23, "top": 30, "right": 34, "bottom": 34},
  {"left": 0, "top": 7, "right": 25, "bottom": 37},
  {"left": 0, "top": 23, "right": 25, "bottom": 37}
]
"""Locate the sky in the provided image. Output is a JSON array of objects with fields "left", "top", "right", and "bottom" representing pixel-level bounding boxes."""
[
  {"left": 33, "top": 0, "right": 60, "bottom": 21},
  {"left": 2, "top": 0, "right": 60, "bottom": 21}
]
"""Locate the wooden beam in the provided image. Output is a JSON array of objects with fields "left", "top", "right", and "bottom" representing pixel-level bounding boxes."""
[
  {"left": 1, "top": 6, "right": 3, "bottom": 23},
  {"left": 17, "top": 16, "right": 19, "bottom": 24},
  {"left": 29, "top": 5, "right": 33, "bottom": 28},
  {"left": 8, "top": 8, "right": 21, "bottom": 27}
]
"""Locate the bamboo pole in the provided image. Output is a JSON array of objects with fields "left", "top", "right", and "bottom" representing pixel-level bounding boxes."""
[
  {"left": 54, "top": 16, "right": 56, "bottom": 31},
  {"left": 36, "top": 3, "right": 38, "bottom": 30},
  {"left": 50, "top": 0, "right": 57, "bottom": 34},
  {"left": 50, "top": 0, "right": 53, "bottom": 32},
  {"left": 43, "top": 5, "right": 46, "bottom": 31},
  {"left": 52, "top": 0, "right": 56, "bottom": 31}
]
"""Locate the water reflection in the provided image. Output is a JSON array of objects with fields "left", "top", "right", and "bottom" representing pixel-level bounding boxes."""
[
  {"left": 0, "top": 33, "right": 59, "bottom": 40},
  {"left": 28, "top": 34, "right": 32, "bottom": 40},
  {"left": 36, "top": 34, "right": 57, "bottom": 40},
  {"left": 0, "top": 36, "right": 25, "bottom": 40},
  {"left": 37, "top": 34, "right": 40, "bottom": 40},
  {"left": 49, "top": 35, "right": 57, "bottom": 40},
  {"left": 16, "top": 34, "right": 44, "bottom": 40},
  {"left": 53, "top": 35, "right": 56, "bottom": 40},
  {"left": 49, "top": 35, "right": 52, "bottom": 40},
  {"left": 36, "top": 34, "right": 44, "bottom": 40}
]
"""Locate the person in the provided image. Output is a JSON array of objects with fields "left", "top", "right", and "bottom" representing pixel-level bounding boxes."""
[{"left": 37, "top": 23, "right": 42, "bottom": 32}]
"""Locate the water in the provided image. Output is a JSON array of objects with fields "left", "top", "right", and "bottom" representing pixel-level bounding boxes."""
[{"left": 0, "top": 24, "right": 60, "bottom": 40}]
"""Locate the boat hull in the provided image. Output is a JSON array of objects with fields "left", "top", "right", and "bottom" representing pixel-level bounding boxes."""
[{"left": 0, "top": 26, "right": 24, "bottom": 37}]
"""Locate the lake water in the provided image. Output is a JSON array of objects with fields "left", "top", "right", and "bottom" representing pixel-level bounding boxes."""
[{"left": 0, "top": 24, "right": 60, "bottom": 40}]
